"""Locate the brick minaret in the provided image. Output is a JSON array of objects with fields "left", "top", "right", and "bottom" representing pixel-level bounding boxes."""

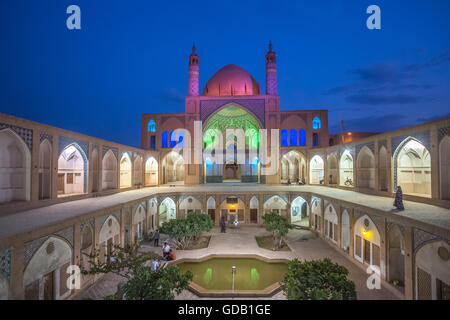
[
  {"left": 188, "top": 43, "right": 199, "bottom": 96},
  {"left": 265, "top": 41, "right": 277, "bottom": 95}
]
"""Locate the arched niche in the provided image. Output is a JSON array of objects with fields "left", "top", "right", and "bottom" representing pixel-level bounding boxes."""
[
  {"left": 309, "top": 155, "right": 324, "bottom": 185},
  {"left": 91, "top": 148, "right": 99, "bottom": 192},
  {"left": 159, "top": 197, "right": 176, "bottom": 226},
  {"left": 24, "top": 237, "right": 72, "bottom": 300},
  {"left": 281, "top": 151, "right": 306, "bottom": 183},
  {"left": 99, "top": 216, "right": 121, "bottom": 263},
  {"left": 354, "top": 215, "right": 381, "bottom": 267},
  {"left": 0, "top": 128, "right": 31, "bottom": 203},
  {"left": 326, "top": 154, "right": 338, "bottom": 185},
  {"left": 439, "top": 136, "right": 450, "bottom": 200},
  {"left": 357, "top": 146, "right": 375, "bottom": 189},
  {"left": 395, "top": 138, "right": 431, "bottom": 197},
  {"left": 263, "top": 195, "right": 287, "bottom": 216},
  {"left": 161, "top": 151, "right": 184, "bottom": 184},
  {"left": 119, "top": 153, "right": 132, "bottom": 188},
  {"left": 324, "top": 204, "right": 338, "bottom": 242},
  {"left": 179, "top": 196, "right": 202, "bottom": 217},
  {"left": 102, "top": 150, "right": 117, "bottom": 190},
  {"left": 134, "top": 205, "right": 146, "bottom": 241},
  {"left": 311, "top": 199, "right": 321, "bottom": 231},
  {"left": 341, "top": 210, "right": 350, "bottom": 252},
  {"left": 415, "top": 241, "right": 450, "bottom": 300},
  {"left": 379, "top": 146, "right": 388, "bottom": 191},
  {"left": 148, "top": 198, "right": 158, "bottom": 231},
  {"left": 388, "top": 225, "right": 405, "bottom": 288},
  {"left": 145, "top": 157, "right": 158, "bottom": 186},
  {"left": 39, "top": 139, "right": 52, "bottom": 199},
  {"left": 291, "top": 196, "right": 309, "bottom": 227},
  {"left": 57, "top": 144, "right": 87, "bottom": 196},
  {"left": 339, "top": 150, "right": 354, "bottom": 187}
]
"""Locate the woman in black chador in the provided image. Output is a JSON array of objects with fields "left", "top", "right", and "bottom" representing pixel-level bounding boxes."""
[{"left": 394, "top": 186, "right": 405, "bottom": 210}]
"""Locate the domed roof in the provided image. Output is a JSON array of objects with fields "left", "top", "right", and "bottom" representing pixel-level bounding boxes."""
[{"left": 202, "top": 64, "right": 260, "bottom": 96}]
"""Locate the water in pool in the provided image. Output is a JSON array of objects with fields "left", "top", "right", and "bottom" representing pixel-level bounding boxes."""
[{"left": 177, "top": 258, "right": 288, "bottom": 291}]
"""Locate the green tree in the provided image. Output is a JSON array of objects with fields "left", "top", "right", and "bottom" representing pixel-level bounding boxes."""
[
  {"left": 261, "top": 212, "right": 293, "bottom": 249},
  {"left": 81, "top": 243, "right": 192, "bottom": 300},
  {"left": 160, "top": 212, "right": 214, "bottom": 249},
  {"left": 280, "top": 258, "right": 357, "bottom": 300}
]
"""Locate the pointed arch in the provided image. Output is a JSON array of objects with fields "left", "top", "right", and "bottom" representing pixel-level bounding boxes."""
[
  {"left": 291, "top": 196, "right": 309, "bottom": 227},
  {"left": 281, "top": 129, "right": 288, "bottom": 147},
  {"left": 289, "top": 128, "right": 297, "bottom": 146},
  {"left": 102, "top": 149, "right": 118, "bottom": 190},
  {"left": 161, "top": 151, "right": 184, "bottom": 184},
  {"left": 339, "top": 150, "right": 354, "bottom": 187},
  {"left": 159, "top": 197, "right": 176, "bottom": 226},
  {"left": 387, "top": 224, "right": 405, "bottom": 288},
  {"left": 120, "top": 153, "right": 132, "bottom": 188},
  {"left": 312, "top": 116, "right": 321, "bottom": 129},
  {"left": 58, "top": 143, "right": 87, "bottom": 196},
  {"left": 309, "top": 155, "right": 324, "bottom": 185},
  {"left": 281, "top": 151, "right": 306, "bottom": 183},
  {"left": 357, "top": 146, "right": 375, "bottom": 189},
  {"left": 0, "top": 128, "right": 31, "bottom": 203},
  {"left": 133, "top": 155, "right": 143, "bottom": 187},
  {"left": 394, "top": 137, "right": 431, "bottom": 197},
  {"left": 341, "top": 210, "right": 350, "bottom": 252},
  {"left": 263, "top": 195, "right": 287, "bottom": 216},
  {"left": 354, "top": 215, "right": 380, "bottom": 266},
  {"left": 145, "top": 157, "right": 158, "bottom": 186},
  {"left": 327, "top": 153, "right": 338, "bottom": 185},
  {"left": 91, "top": 148, "right": 99, "bottom": 192},
  {"left": 39, "top": 139, "right": 52, "bottom": 199},
  {"left": 147, "top": 119, "right": 156, "bottom": 132},
  {"left": 379, "top": 146, "right": 388, "bottom": 192}
]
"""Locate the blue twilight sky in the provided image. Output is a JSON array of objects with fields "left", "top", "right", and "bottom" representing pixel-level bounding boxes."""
[{"left": 0, "top": 0, "right": 449, "bottom": 148}]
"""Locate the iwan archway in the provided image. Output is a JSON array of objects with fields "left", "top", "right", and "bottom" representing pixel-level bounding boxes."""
[{"left": 202, "top": 104, "right": 261, "bottom": 183}]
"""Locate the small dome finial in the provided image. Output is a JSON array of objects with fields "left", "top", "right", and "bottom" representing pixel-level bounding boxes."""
[{"left": 192, "top": 42, "right": 196, "bottom": 54}]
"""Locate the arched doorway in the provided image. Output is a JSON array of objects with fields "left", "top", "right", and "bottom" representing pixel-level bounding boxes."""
[
  {"left": 24, "top": 237, "right": 72, "bottom": 300},
  {"left": 133, "top": 156, "right": 143, "bottom": 187},
  {"left": 120, "top": 153, "right": 132, "bottom": 188},
  {"left": 341, "top": 210, "right": 350, "bottom": 252},
  {"left": 439, "top": 136, "right": 450, "bottom": 200},
  {"left": 339, "top": 150, "right": 354, "bottom": 187},
  {"left": 179, "top": 196, "right": 202, "bottom": 218},
  {"left": 379, "top": 146, "right": 388, "bottom": 191},
  {"left": 388, "top": 225, "right": 405, "bottom": 290},
  {"left": 311, "top": 199, "right": 321, "bottom": 231},
  {"left": 357, "top": 146, "right": 375, "bottom": 189},
  {"left": 145, "top": 157, "right": 158, "bottom": 186},
  {"left": 39, "top": 139, "right": 52, "bottom": 199},
  {"left": 354, "top": 215, "right": 381, "bottom": 268},
  {"left": 161, "top": 151, "right": 184, "bottom": 184},
  {"left": 249, "top": 196, "right": 259, "bottom": 223},
  {"left": 218, "top": 196, "right": 246, "bottom": 224},
  {"left": 80, "top": 224, "right": 94, "bottom": 284},
  {"left": 207, "top": 196, "right": 216, "bottom": 222},
  {"left": 327, "top": 154, "right": 338, "bottom": 185},
  {"left": 263, "top": 195, "right": 288, "bottom": 217},
  {"left": 148, "top": 198, "right": 158, "bottom": 231},
  {"left": 415, "top": 241, "right": 450, "bottom": 300},
  {"left": 0, "top": 128, "right": 31, "bottom": 203},
  {"left": 324, "top": 204, "right": 338, "bottom": 243},
  {"left": 159, "top": 197, "right": 176, "bottom": 226},
  {"left": 57, "top": 144, "right": 86, "bottom": 196},
  {"left": 395, "top": 138, "right": 431, "bottom": 197},
  {"left": 134, "top": 205, "right": 146, "bottom": 242},
  {"left": 102, "top": 150, "right": 117, "bottom": 190},
  {"left": 291, "top": 196, "right": 309, "bottom": 227}
]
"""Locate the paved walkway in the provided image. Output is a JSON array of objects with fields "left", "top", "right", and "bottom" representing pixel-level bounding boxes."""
[
  {"left": 74, "top": 227, "right": 398, "bottom": 300},
  {"left": 1, "top": 184, "right": 449, "bottom": 241}
]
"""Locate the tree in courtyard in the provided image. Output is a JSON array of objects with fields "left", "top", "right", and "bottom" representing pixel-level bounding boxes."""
[
  {"left": 280, "top": 258, "right": 357, "bottom": 300},
  {"left": 81, "top": 242, "right": 193, "bottom": 300},
  {"left": 261, "top": 212, "right": 293, "bottom": 250},
  {"left": 159, "top": 212, "right": 214, "bottom": 249}
]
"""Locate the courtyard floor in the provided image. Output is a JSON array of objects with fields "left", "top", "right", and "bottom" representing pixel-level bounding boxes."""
[{"left": 74, "top": 226, "right": 399, "bottom": 300}]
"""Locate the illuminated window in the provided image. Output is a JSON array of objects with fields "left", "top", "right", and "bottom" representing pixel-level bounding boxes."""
[
  {"left": 289, "top": 129, "right": 297, "bottom": 146},
  {"left": 150, "top": 136, "right": 155, "bottom": 149},
  {"left": 148, "top": 120, "right": 156, "bottom": 132},
  {"left": 161, "top": 131, "right": 168, "bottom": 148},
  {"left": 178, "top": 130, "right": 184, "bottom": 148},
  {"left": 169, "top": 130, "right": 176, "bottom": 148},
  {"left": 281, "top": 129, "right": 288, "bottom": 147},
  {"left": 299, "top": 129, "right": 306, "bottom": 146},
  {"left": 312, "top": 117, "right": 321, "bottom": 129}
]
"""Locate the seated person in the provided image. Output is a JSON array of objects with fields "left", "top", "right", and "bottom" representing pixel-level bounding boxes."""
[
  {"left": 162, "top": 241, "right": 171, "bottom": 258},
  {"left": 166, "top": 249, "right": 176, "bottom": 261}
]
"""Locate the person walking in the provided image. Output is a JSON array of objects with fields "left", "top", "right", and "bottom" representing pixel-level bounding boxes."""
[
  {"left": 394, "top": 186, "right": 405, "bottom": 210},
  {"left": 153, "top": 229, "right": 160, "bottom": 247},
  {"left": 220, "top": 216, "right": 226, "bottom": 233}
]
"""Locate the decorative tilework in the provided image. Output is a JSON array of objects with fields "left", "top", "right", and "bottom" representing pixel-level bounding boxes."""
[
  {"left": 413, "top": 228, "right": 442, "bottom": 252},
  {"left": 262, "top": 194, "right": 289, "bottom": 204},
  {"left": 39, "top": 132, "right": 53, "bottom": 144},
  {"left": 219, "top": 194, "right": 246, "bottom": 204},
  {"left": 0, "top": 123, "right": 33, "bottom": 151},
  {"left": 121, "top": 150, "right": 132, "bottom": 159},
  {"left": 354, "top": 210, "right": 382, "bottom": 230},
  {"left": 113, "top": 210, "right": 122, "bottom": 223},
  {"left": 178, "top": 194, "right": 203, "bottom": 205},
  {"left": 24, "top": 227, "right": 74, "bottom": 267},
  {"left": 438, "top": 126, "right": 450, "bottom": 143},
  {"left": 378, "top": 140, "right": 387, "bottom": 151},
  {"left": 0, "top": 248, "right": 12, "bottom": 283},
  {"left": 356, "top": 141, "right": 375, "bottom": 156},
  {"left": 200, "top": 99, "right": 265, "bottom": 127},
  {"left": 311, "top": 196, "right": 321, "bottom": 206},
  {"left": 102, "top": 146, "right": 118, "bottom": 159},
  {"left": 80, "top": 219, "right": 95, "bottom": 233},
  {"left": 340, "top": 147, "right": 354, "bottom": 157}
]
